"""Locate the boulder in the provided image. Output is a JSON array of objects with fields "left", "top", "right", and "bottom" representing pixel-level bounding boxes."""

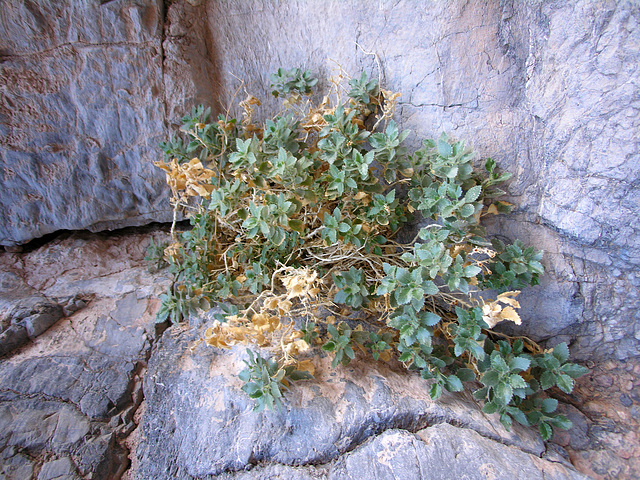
[
  {"left": 0, "top": 0, "right": 171, "bottom": 246},
  {"left": 133, "top": 322, "right": 588, "bottom": 479}
]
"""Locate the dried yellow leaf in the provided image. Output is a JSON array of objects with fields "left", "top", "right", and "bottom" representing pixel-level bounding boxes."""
[
  {"left": 499, "top": 306, "right": 522, "bottom": 325},
  {"left": 482, "top": 291, "right": 523, "bottom": 328},
  {"left": 278, "top": 299, "right": 293, "bottom": 314},
  {"left": 353, "top": 191, "right": 369, "bottom": 201},
  {"left": 296, "top": 359, "right": 315, "bottom": 376},
  {"left": 496, "top": 291, "right": 521, "bottom": 309}
]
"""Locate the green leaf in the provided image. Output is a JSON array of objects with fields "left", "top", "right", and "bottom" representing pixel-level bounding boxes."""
[
  {"left": 551, "top": 414, "right": 572, "bottom": 430},
  {"left": 345, "top": 345, "right": 355, "bottom": 360},
  {"left": 287, "top": 218, "right": 305, "bottom": 233},
  {"left": 561, "top": 363, "right": 589, "bottom": 379},
  {"left": 481, "top": 370, "right": 500, "bottom": 387},
  {"left": 322, "top": 341, "right": 336, "bottom": 352},
  {"left": 508, "top": 356, "right": 531, "bottom": 373},
  {"left": 395, "top": 287, "right": 413, "bottom": 305},
  {"left": 465, "top": 185, "right": 482, "bottom": 202},
  {"left": 459, "top": 203, "right": 476, "bottom": 218},
  {"left": 446, "top": 374, "right": 464, "bottom": 392},
  {"left": 490, "top": 354, "right": 509, "bottom": 374},
  {"left": 500, "top": 413, "right": 513, "bottom": 431},
  {"left": 495, "top": 382, "right": 514, "bottom": 405},
  {"left": 463, "top": 265, "right": 482, "bottom": 278},
  {"left": 422, "top": 312, "right": 441, "bottom": 326},
  {"left": 473, "top": 386, "right": 489, "bottom": 400},
  {"left": 422, "top": 280, "right": 439, "bottom": 295},
  {"left": 437, "top": 137, "right": 452, "bottom": 157},
  {"left": 509, "top": 374, "right": 528, "bottom": 389},
  {"left": 482, "top": 401, "right": 500, "bottom": 414},
  {"left": 540, "top": 371, "right": 557, "bottom": 390},
  {"left": 552, "top": 342, "right": 570, "bottom": 363},
  {"left": 456, "top": 368, "right": 476, "bottom": 382},
  {"left": 398, "top": 351, "right": 413, "bottom": 362},
  {"left": 539, "top": 421, "right": 553, "bottom": 441},
  {"left": 396, "top": 268, "right": 413, "bottom": 285},
  {"left": 541, "top": 398, "right": 558, "bottom": 414},
  {"left": 414, "top": 354, "right": 427, "bottom": 369},
  {"left": 508, "top": 407, "right": 530, "bottom": 427},
  {"left": 429, "top": 382, "right": 443, "bottom": 399},
  {"left": 556, "top": 373, "right": 574, "bottom": 394}
]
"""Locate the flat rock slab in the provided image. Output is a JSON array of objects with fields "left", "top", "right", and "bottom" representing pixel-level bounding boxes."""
[
  {"left": 133, "top": 323, "right": 589, "bottom": 480},
  {"left": 0, "top": 231, "right": 171, "bottom": 479}
]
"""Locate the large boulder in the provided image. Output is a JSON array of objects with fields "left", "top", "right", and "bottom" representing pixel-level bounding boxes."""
[
  {"left": 132, "top": 322, "right": 589, "bottom": 480},
  {"left": 0, "top": 0, "right": 171, "bottom": 245}
]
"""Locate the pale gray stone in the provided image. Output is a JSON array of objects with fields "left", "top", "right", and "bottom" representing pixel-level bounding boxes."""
[
  {"left": 134, "top": 323, "right": 574, "bottom": 480},
  {"left": 329, "top": 424, "right": 590, "bottom": 480}
]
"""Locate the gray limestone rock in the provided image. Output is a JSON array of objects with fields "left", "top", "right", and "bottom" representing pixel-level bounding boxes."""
[
  {"left": 0, "top": 231, "right": 172, "bottom": 480},
  {"left": 194, "top": 0, "right": 639, "bottom": 364},
  {"left": 0, "top": 0, "right": 638, "bottom": 364},
  {"left": 330, "top": 424, "right": 590, "bottom": 480},
  {"left": 0, "top": 0, "right": 172, "bottom": 246},
  {"left": 133, "top": 323, "right": 589, "bottom": 480},
  {"left": 0, "top": 271, "right": 64, "bottom": 357}
]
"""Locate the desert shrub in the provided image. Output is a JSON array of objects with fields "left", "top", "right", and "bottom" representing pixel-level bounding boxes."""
[{"left": 152, "top": 68, "right": 587, "bottom": 439}]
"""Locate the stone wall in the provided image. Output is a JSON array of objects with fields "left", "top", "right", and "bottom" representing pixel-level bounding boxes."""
[
  {"left": 1, "top": 0, "right": 638, "bottom": 362},
  {"left": 0, "top": 0, "right": 170, "bottom": 244},
  {"left": 168, "top": 0, "right": 640, "bottom": 361}
]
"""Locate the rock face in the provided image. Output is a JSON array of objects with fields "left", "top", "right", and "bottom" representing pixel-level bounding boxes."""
[
  {"left": 197, "top": 0, "right": 640, "bottom": 364},
  {"left": 0, "top": 228, "right": 636, "bottom": 479},
  {"left": 2, "top": 0, "right": 637, "bottom": 365},
  {"left": 132, "top": 322, "right": 588, "bottom": 480},
  {"left": 0, "top": 2, "right": 639, "bottom": 477},
  {"left": 0, "top": 0, "right": 171, "bottom": 245},
  {"left": 0, "top": 230, "right": 172, "bottom": 479}
]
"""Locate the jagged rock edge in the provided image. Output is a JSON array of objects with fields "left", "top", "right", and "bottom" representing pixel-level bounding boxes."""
[
  {"left": 196, "top": 415, "right": 567, "bottom": 478},
  {"left": 115, "top": 321, "right": 170, "bottom": 479}
]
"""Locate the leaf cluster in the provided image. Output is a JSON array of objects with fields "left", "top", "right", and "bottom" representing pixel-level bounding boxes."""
[{"left": 151, "top": 68, "right": 588, "bottom": 441}]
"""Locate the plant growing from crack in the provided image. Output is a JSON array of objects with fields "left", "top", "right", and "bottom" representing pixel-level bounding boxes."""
[{"left": 150, "top": 66, "right": 588, "bottom": 439}]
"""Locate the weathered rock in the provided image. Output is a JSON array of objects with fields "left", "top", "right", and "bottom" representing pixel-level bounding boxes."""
[
  {"left": 0, "top": 271, "right": 66, "bottom": 357},
  {"left": 0, "top": 230, "right": 171, "bottom": 479},
  {"left": 132, "top": 322, "right": 589, "bottom": 479},
  {"left": 0, "top": 0, "right": 172, "bottom": 246},
  {"left": 551, "top": 357, "right": 640, "bottom": 480},
  {"left": 330, "top": 424, "right": 588, "bottom": 480},
  {"left": 196, "top": 0, "right": 639, "bottom": 365},
  {"left": 1, "top": 0, "right": 638, "bottom": 366}
]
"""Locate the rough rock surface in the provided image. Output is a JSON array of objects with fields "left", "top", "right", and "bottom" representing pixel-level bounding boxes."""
[
  {"left": 0, "top": 228, "right": 637, "bottom": 479},
  {"left": 132, "top": 322, "right": 589, "bottom": 480},
  {"left": 552, "top": 357, "right": 640, "bottom": 480},
  {"left": 199, "top": 0, "right": 640, "bottom": 366},
  {"left": 0, "top": 0, "right": 171, "bottom": 245},
  {"left": 0, "top": 270, "right": 64, "bottom": 357},
  {"left": 1, "top": 0, "right": 638, "bottom": 364},
  {"left": 0, "top": 230, "right": 171, "bottom": 479}
]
